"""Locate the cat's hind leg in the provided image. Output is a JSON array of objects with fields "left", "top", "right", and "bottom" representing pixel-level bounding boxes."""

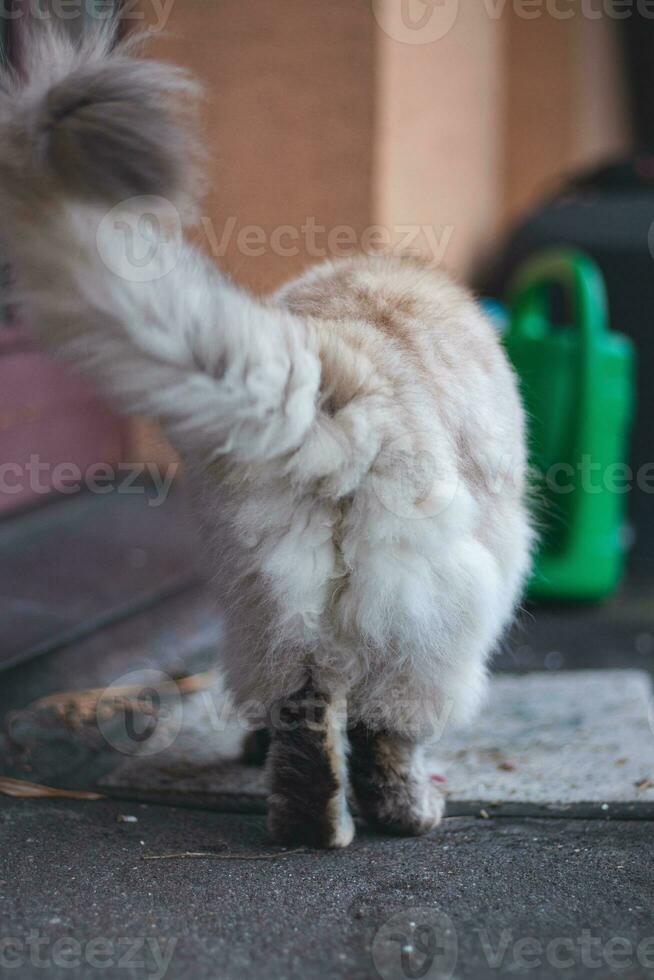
[
  {"left": 348, "top": 724, "right": 444, "bottom": 836},
  {"left": 266, "top": 678, "right": 354, "bottom": 849}
]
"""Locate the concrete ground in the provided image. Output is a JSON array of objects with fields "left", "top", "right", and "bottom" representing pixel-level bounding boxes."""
[
  {"left": 1, "top": 487, "right": 653, "bottom": 980},
  {"left": 2, "top": 799, "right": 654, "bottom": 980}
]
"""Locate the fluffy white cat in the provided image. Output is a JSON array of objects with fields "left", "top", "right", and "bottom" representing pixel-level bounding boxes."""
[{"left": 0, "top": 23, "right": 532, "bottom": 847}]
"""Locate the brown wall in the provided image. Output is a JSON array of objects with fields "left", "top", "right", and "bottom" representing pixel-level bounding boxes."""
[
  {"left": 504, "top": 8, "right": 629, "bottom": 224},
  {"left": 137, "top": 0, "right": 630, "bottom": 286},
  {"left": 143, "top": 0, "right": 375, "bottom": 295},
  {"left": 376, "top": 2, "right": 505, "bottom": 278}
]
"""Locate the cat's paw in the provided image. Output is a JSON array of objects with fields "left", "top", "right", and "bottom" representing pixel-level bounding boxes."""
[
  {"left": 410, "top": 778, "right": 446, "bottom": 834},
  {"left": 363, "top": 777, "right": 445, "bottom": 837},
  {"left": 267, "top": 793, "right": 355, "bottom": 849},
  {"left": 326, "top": 808, "right": 356, "bottom": 849}
]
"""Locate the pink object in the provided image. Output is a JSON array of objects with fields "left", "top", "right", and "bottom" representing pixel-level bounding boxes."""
[
  {"left": 430, "top": 773, "right": 447, "bottom": 784},
  {"left": 0, "top": 325, "right": 126, "bottom": 514}
]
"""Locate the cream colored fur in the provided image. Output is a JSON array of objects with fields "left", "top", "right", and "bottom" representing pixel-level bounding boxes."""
[{"left": 0, "top": 25, "right": 532, "bottom": 743}]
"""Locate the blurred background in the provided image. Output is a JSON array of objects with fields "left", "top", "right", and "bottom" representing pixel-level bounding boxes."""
[{"left": 1, "top": 0, "right": 652, "bottom": 689}]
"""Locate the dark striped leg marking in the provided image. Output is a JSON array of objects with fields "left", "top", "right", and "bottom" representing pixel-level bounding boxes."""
[
  {"left": 349, "top": 724, "right": 445, "bottom": 836},
  {"left": 267, "top": 682, "right": 354, "bottom": 849},
  {"left": 241, "top": 727, "right": 271, "bottom": 766}
]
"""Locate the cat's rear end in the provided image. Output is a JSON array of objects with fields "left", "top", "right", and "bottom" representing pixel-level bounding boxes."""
[{"left": 0, "top": 23, "right": 531, "bottom": 848}]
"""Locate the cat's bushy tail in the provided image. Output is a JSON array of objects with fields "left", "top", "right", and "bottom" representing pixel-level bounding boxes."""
[
  {"left": 0, "top": 18, "right": 201, "bottom": 206},
  {"left": 0, "top": 21, "right": 320, "bottom": 463}
]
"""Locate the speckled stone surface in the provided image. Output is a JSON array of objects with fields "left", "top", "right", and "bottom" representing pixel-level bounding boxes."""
[
  {"left": 432, "top": 670, "right": 654, "bottom": 810},
  {"left": 1, "top": 798, "right": 653, "bottom": 980}
]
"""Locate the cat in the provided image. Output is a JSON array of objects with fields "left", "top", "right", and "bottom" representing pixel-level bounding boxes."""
[{"left": 0, "top": 22, "right": 532, "bottom": 848}]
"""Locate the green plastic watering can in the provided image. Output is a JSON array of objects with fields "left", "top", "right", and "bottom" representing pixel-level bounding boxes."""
[{"left": 504, "top": 249, "right": 635, "bottom": 601}]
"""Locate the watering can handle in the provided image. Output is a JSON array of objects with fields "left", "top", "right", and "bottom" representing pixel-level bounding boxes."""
[
  {"left": 505, "top": 250, "right": 609, "bottom": 465},
  {"left": 506, "top": 249, "right": 609, "bottom": 345}
]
